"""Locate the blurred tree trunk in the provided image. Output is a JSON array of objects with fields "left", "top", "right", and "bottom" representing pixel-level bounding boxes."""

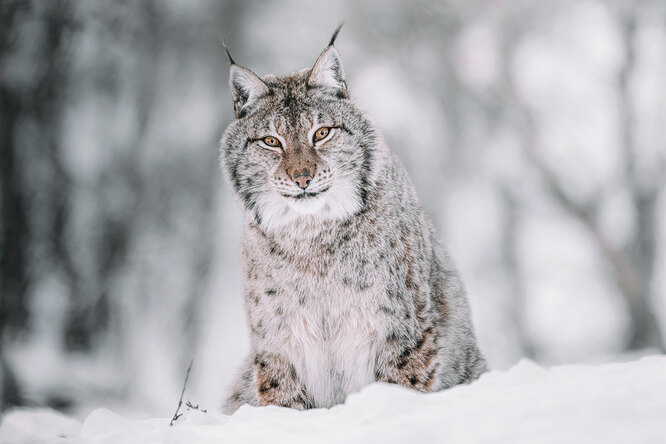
[
  {"left": 500, "top": 187, "right": 537, "bottom": 359},
  {"left": 0, "top": 2, "right": 31, "bottom": 338},
  {"left": 498, "top": 2, "right": 665, "bottom": 354},
  {"left": 615, "top": 5, "right": 664, "bottom": 351},
  {"left": 180, "top": 0, "right": 252, "bottom": 365},
  {"left": 0, "top": 0, "right": 30, "bottom": 411},
  {"left": 61, "top": 1, "right": 160, "bottom": 352},
  {"left": 25, "top": 1, "right": 91, "bottom": 352},
  {"left": 1, "top": 0, "right": 82, "bottom": 409}
]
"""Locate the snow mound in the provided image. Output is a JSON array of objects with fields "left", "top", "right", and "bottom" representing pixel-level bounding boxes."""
[{"left": 2, "top": 356, "right": 666, "bottom": 444}]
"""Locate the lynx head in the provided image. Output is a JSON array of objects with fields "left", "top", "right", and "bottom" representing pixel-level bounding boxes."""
[{"left": 220, "top": 26, "right": 378, "bottom": 231}]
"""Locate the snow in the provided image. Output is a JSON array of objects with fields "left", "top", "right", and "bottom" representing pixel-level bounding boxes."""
[{"left": 2, "top": 356, "right": 665, "bottom": 444}]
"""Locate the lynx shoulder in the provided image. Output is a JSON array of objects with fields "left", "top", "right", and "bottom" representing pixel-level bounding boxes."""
[{"left": 220, "top": 27, "right": 486, "bottom": 413}]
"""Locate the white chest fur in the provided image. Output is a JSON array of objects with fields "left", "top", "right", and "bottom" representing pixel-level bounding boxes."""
[{"left": 279, "top": 281, "right": 384, "bottom": 407}]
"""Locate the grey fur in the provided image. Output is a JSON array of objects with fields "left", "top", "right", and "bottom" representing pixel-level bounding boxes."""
[{"left": 220, "top": 34, "right": 486, "bottom": 414}]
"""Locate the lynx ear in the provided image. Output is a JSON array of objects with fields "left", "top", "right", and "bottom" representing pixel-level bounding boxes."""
[
  {"left": 307, "top": 26, "right": 347, "bottom": 95},
  {"left": 229, "top": 65, "right": 269, "bottom": 118},
  {"left": 225, "top": 43, "right": 269, "bottom": 118}
]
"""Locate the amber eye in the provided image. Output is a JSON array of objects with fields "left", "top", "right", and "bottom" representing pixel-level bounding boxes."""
[
  {"left": 263, "top": 136, "right": 281, "bottom": 147},
  {"left": 313, "top": 127, "right": 330, "bottom": 143}
]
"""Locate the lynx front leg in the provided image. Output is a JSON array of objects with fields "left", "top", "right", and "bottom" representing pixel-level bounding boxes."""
[
  {"left": 253, "top": 352, "right": 313, "bottom": 409},
  {"left": 375, "top": 325, "right": 439, "bottom": 392}
]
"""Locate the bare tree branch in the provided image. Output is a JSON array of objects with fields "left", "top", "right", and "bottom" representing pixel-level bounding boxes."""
[{"left": 170, "top": 359, "right": 194, "bottom": 427}]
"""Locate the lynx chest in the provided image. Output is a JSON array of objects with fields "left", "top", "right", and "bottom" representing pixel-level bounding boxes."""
[
  {"left": 281, "top": 276, "right": 386, "bottom": 407},
  {"left": 244, "top": 232, "right": 390, "bottom": 407}
]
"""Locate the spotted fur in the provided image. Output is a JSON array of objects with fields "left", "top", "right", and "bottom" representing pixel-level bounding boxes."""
[{"left": 221, "top": 31, "right": 486, "bottom": 414}]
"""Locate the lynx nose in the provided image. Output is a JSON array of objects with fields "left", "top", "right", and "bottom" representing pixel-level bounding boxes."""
[{"left": 293, "top": 171, "right": 312, "bottom": 189}]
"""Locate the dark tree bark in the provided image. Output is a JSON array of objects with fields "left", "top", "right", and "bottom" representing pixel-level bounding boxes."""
[{"left": 0, "top": 0, "right": 32, "bottom": 411}]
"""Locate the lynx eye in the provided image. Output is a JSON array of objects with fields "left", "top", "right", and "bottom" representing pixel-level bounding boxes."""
[
  {"left": 313, "top": 127, "right": 330, "bottom": 143},
  {"left": 263, "top": 136, "right": 281, "bottom": 147}
]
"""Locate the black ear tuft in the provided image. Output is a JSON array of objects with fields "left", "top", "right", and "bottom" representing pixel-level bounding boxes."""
[
  {"left": 307, "top": 23, "right": 347, "bottom": 93},
  {"left": 328, "top": 22, "right": 343, "bottom": 47},
  {"left": 223, "top": 40, "right": 236, "bottom": 65}
]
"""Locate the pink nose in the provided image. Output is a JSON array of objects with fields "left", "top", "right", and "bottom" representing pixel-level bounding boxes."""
[{"left": 294, "top": 173, "right": 312, "bottom": 189}]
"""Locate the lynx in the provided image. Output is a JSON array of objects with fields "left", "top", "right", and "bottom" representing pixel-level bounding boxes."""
[{"left": 220, "top": 26, "right": 486, "bottom": 413}]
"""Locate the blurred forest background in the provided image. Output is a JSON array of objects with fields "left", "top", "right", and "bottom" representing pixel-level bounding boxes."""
[{"left": 1, "top": 0, "right": 665, "bottom": 419}]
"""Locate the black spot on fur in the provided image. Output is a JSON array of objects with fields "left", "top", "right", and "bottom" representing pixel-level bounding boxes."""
[
  {"left": 378, "top": 305, "right": 395, "bottom": 315},
  {"left": 388, "top": 287, "right": 405, "bottom": 302},
  {"left": 250, "top": 322, "right": 266, "bottom": 339},
  {"left": 356, "top": 279, "right": 371, "bottom": 291},
  {"left": 248, "top": 291, "right": 260, "bottom": 306},
  {"left": 386, "top": 330, "right": 400, "bottom": 343},
  {"left": 268, "top": 240, "right": 288, "bottom": 259},
  {"left": 282, "top": 90, "right": 294, "bottom": 109},
  {"left": 253, "top": 211, "right": 262, "bottom": 227}
]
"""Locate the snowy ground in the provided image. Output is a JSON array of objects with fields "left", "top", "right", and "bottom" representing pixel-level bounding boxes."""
[{"left": 2, "top": 356, "right": 665, "bottom": 444}]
